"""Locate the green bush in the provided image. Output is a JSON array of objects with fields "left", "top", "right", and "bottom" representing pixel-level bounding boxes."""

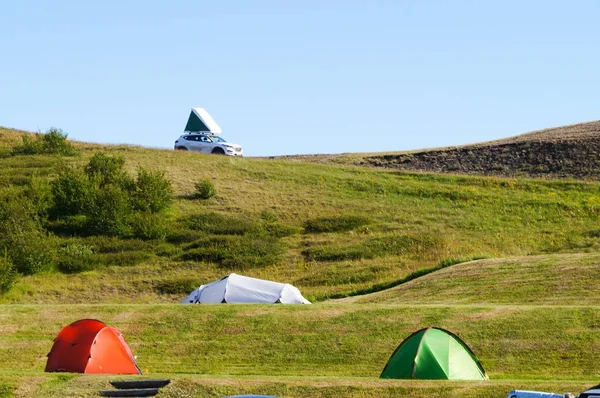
[
  {"left": 85, "top": 153, "right": 132, "bottom": 187},
  {"left": 133, "top": 167, "right": 173, "bottom": 213},
  {"left": 0, "top": 255, "right": 18, "bottom": 294},
  {"left": 85, "top": 184, "right": 134, "bottom": 236},
  {"left": 131, "top": 212, "right": 169, "bottom": 240},
  {"left": 11, "top": 128, "right": 77, "bottom": 156},
  {"left": 187, "top": 212, "right": 255, "bottom": 235},
  {"left": 0, "top": 191, "right": 55, "bottom": 275},
  {"left": 56, "top": 244, "right": 96, "bottom": 274},
  {"left": 41, "top": 128, "right": 78, "bottom": 155},
  {"left": 24, "top": 174, "right": 53, "bottom": 219},
  {"left": 50, "top": 166, "right": 92, "bottom": 218},
  {"left": 194, "top": 178, "right": 216, "bottom": 199},
  {"left": 304, "top": 215, "right": 370, "bottom": 233},
  {"left": 50, "top": 154, "right": 173, "bottom": 237}
]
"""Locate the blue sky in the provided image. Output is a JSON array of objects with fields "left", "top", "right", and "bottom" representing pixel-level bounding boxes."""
[{"left": 1, "top": 1, "right": 599, "bottom": 157}]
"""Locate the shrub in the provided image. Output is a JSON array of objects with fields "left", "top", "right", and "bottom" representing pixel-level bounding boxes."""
[
  {"left": 131, "top": 212, "right": 169, "bottom": 240},
  {"left": 41, "top": 128, "right": 78, "bottom": 156},
  {"left": 85, "top": 184, "right": 133, "bottom": 236},
  {"left": 133, "top": 167, "right": 173, "bottom": 213},
  {"left": 84, "top": 153, "right": 132, "bottom": 187},
  {"left": 11, "top": 128, "right": 77, "bottom": 156},
  {"left": 24, "top": 174, "right": 53, "bottom": 219},
  {"left": 50, "top": 166, "right": 92, "bottom": 218},
  {"left": 56, "top": 244, "right": 96, "bottom": 274},
  {"left": 187, "top": 213, "right": 255, "bottom": 235},
  {"left": 304, "top": 215, "right": 370, "bottom": 233},
  {"left": 194, "top": 178, "right": 216, "bottom": 199},
  {"left": 0, "top": 255, "right": 17, "bottom": 294},
  {"left": 0, "top": 191, "right": 55, "bottom": 275},
  {"left": 11, "top": 134, "right": 42, "bottom": 155},
  {"left": 49, "top": 155, "right": 172, "bottom": 237}
]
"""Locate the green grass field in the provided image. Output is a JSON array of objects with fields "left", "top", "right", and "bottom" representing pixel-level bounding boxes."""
[{"left": 1, "top": 127, "right": 600, "bottom": 397}]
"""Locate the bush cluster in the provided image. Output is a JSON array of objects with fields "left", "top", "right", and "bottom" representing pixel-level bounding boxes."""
[
  {"left": 11, "top": 128, "right": 78, "bottom": 156},
  {"left": 0, "top": 255, "right": 18, "bottom": 294},
  {"left": 50, "top": 153, "right": 173, "bottom": 237},
  {"left": 194, "top": 178, "right": 216, "bottom": 199},
  {"left": 56, "top": 244, "right": 96, "bottom": 274},
  {"left": 0, "top": 190, "right": 55, "bottom": 275}
]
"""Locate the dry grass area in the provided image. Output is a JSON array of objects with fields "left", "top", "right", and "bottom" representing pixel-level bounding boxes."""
[
  {"left": 268, "top": 120, "right": 600, "bottom": 180},
  {"left": 475, "top": 120, "right": 600, "bottom": 146}
]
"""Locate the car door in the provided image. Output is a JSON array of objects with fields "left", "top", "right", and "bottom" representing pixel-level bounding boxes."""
[
  {"left": 184, "top": 135, "right": 202, "bottom": 152},
  {"left": 198, "top": 135, "right": 215, "bottom": 153}
]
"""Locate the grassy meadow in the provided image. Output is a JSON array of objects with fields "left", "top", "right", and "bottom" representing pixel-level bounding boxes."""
[{"left": 1, "top": 127, "right": 600, "bottom": 397}]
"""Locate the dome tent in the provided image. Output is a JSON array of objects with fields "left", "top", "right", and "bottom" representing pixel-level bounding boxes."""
[
  {"left": 380, "top": 326, "right": 488, "bottom": 380},
  {"left": 180, "top": 273, "right": 311, "bottom": 304},
  {"left": 45, "top": 319, "right": 141, "bottom": 374}
]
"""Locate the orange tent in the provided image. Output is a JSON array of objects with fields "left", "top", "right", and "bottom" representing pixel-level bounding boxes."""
[{"left": 45, "top": 319, "right": 141, "bottom": 374}]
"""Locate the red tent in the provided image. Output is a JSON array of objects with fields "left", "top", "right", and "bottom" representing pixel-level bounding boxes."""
[{"left": 45, "top": 319, "right": 141, "bottom": 374}]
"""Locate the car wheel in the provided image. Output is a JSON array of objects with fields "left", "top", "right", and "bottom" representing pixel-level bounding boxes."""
[
  {"left": 176, "top": 146, "right": 188, "bottom": 151},
  {"left": 212, "top": 147, "right": 225, "bottom": 155}
]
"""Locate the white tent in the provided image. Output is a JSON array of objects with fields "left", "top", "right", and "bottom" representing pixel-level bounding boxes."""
[
  {"left": 184, "top": 107, "right": 222, "bottom": 134},
  {"left": 180, "top": 273, "right": 311, "bottom": 304}
]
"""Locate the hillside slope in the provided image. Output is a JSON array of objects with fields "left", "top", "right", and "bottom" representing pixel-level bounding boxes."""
[
  {"left": 359, "top": 121, "right": 600, "bottom": 179},
  {"left": 3, "top": 126, "right": 600, "bottom": 303},
  {"left": 3, "top": 126, "right": 600, "bottom": 397},
  {"left": 339, "top": 252, "right": 600, "bottom": 305}
]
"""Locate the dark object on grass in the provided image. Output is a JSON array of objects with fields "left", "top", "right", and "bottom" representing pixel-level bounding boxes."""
[
  {"left": 110, "top": 380, "right": 170, "bottom": 390},
  {"left": 578, "top": 384, "right": 600, "bottom": 398},
  {"left": 99, "top": 388, "right": 159, "bottom": 397}
]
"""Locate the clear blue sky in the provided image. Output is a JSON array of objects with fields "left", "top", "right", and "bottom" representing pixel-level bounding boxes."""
[{"left": 1, "top": 1, "right": 599, "bottom": 157}]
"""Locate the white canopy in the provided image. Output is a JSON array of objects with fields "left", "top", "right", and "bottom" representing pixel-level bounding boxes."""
[
  {"left": 180, "top": 273, "right": 311, "bottom": 304},
  {"left": 184, "top": 107, "right": 222, "bottom": 134}
]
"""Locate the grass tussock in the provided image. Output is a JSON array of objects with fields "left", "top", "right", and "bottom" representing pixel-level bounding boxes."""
[{"left": 304, "top": 215, "right": 371, "bottom": 233}]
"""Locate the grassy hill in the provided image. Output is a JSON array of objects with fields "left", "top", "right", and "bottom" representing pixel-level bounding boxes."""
[
  {"left": 276, "top": 121, "right": 600, "bottom": 179},
  {"left": 358, "top": 120, "right": 600, "bottom": 179},
  {"left": 2, "top": 125, "right": 600, "bottom": 397}
]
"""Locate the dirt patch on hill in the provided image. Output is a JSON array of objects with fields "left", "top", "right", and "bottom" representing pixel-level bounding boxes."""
[{"left": 359, "top": 121, "right": 600, "bottom": 179}]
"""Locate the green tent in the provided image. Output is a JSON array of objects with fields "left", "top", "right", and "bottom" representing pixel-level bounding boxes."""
[{"left": 380, "top": 327, "right": 488, "bottom": 380}]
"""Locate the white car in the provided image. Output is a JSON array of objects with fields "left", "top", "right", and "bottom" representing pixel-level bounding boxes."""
[{"left": 174, "top": 133, "right": 243, "bottom": 156}]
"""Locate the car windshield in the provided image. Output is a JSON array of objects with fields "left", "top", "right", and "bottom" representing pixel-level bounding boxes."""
[{"left": 212, "top": 136, "right": 227, "bottom": 143}]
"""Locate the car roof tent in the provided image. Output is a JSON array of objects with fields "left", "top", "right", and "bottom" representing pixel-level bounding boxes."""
[{"left": 184, "top": 108, "right": 222, "bottom": 135}]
